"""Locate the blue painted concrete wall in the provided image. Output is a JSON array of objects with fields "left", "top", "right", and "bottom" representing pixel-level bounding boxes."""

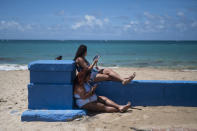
[
  {"left": 28, "top": 60, "right": 76, "bottom": 109},
  {"left": 30, "top": 71, "right": 75, "bottom": 84},
  {"left": 29, "top": 60, "right": 76, "bottom": 84},
  {"left": 96, "top": 80, "right": 197, "bottom": 106},
  {"left": 22, "top": 60, "right": 197, "bottom": 122},
  {"left": 22, "top": 60, "right": 85, "bottom": 122},
  {"left": 28, "top": 83, "right": 73, "bottom": 109},
  {"left": 21, "top": 110, "right": 86, "bottom": 122}
]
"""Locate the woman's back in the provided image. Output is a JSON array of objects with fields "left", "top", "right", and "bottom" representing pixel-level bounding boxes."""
[{"left": 75, "top": 57, "right": 90, "bottom": 72}]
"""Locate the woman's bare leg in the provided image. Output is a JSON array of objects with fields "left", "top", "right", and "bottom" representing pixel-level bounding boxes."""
[
  {"left": 123, "top": 72, "right": 136, "bottom": 85},
  {"left": 102, "top": 68, "right": 124, "bottom": 82},
  {"left": 98, "top": 96, "right": 131, "bottom": 112},
  {"left": 94, "top": 68, "right": 136, "bottom": 85},
  {"left": 94, "top": 73, "right": 112, "bottom": 82},
  {"left": 82, "top": 101, "right": 119, "bottom": 113},
  {"left": 98, "top": 96, "right": 120, "bottom": 109},
  {"left": 102, "top": 68, "right": 136, "bottom": 85}
]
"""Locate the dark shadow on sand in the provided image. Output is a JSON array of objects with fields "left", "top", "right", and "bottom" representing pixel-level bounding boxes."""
[{"left": 130, "top": 127, "right": 150, "bottom": 131}]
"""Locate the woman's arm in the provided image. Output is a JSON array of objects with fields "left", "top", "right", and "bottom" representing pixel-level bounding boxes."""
[
  {"left": 75, "top": 84, "right": 97, "bottom": 99},
  {"left": 77, "top": 57, "right": 98, "bottom": 71}
]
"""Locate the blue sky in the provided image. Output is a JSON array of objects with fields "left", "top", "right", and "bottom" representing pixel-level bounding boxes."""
[{"left": 0, "top": 0, "right": 197, "bottom": 40}]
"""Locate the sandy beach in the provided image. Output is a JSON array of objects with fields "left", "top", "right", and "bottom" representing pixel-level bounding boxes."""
[{"left": 0, "top": 67, "right": 197, "bottom": 131}]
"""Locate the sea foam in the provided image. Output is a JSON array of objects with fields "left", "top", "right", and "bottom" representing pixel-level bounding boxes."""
[{"left": 0, "top": 64, "right": 28, "bottom": 71}]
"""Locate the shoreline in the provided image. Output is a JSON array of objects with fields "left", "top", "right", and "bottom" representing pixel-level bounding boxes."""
[
  {"left": 1, "top": 64, "right": 197, "bottom": 72},
  {"left": 1, "top": 66, "right": 197, "bottom": 81}
]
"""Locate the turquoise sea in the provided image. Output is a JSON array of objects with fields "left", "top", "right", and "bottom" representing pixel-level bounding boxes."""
[{"left": 0, "top": 40, "right": 197, "bottom": 70}]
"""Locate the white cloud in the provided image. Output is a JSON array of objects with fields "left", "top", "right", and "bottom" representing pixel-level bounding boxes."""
[
  {"left": 0, "top": 20, "right": 35, "bottom": 32},
  {"left": 123, "top": 24, "right": 131, "bottom": 31},
  {"left": 71, "top": 15, "right": 108, "bottom": 30},
  {"left": 71, "top": 22, "right": 84, "bottom": 30},
  {"left": 104, "top": 18, "right": 109, "bottom": 23},
  {"left": 56, "top": 10, "right": 65, "bottom": 16},
  {"left": 144, "top": 12, "right": 154, "bottom": 19},
  {"left": 123, "top": 20, "right": 138, "bottom": 31},
  {"left": 0, "top": 20, "right": 24, "bottom": 31},
  {"left": 85, "top": 15, "right": 103, "bottom": 27},
  {"left": 144, "top": 20, "right": 150, "bottom": 25},
  {"left": 160, "top": 19, "right": 165, "bottom": 24},
  {"left": 157, "top": 25, "right": 165, "bottom": 29},
  {"left": 177, "top": 11, "right": 184, "bottom": 17},
  {"left": 130, "top": 21, "right": 138, "bottom": 25},
  {"left": 191, "top": 21, "right": 197, "bottom": 27},
  {"left": 176, "top": 23, "right": 187, "bottom": 31}
]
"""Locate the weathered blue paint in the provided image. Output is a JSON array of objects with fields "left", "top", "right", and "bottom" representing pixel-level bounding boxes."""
[
  {"left": 30, "top": 71, "right": 76, "bottom": 84},
  {"left": 28, "top": 83, "right": 73, "bottom": 109},
  {"left": 29, "top": 60, "right": 76, "bottom": 84},
  {"left": 21, "top": 110, "right": 86, "bottom": 122},
  {"left": 22, "top": 60, "right": 197, "bottom": 122},
  {"left": 96, "top": 80, "right": 197, "bottom": 106},
  {"left": 28, "top": 60, "right": 76, "bottom": 71}
]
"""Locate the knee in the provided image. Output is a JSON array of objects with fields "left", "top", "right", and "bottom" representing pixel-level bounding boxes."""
[
  {"left": 100, "top": 96, "right": 108, "bottom": 101},
  {"left": 106, "top": 75, "right": 112, "bottom": 80},
  {"left": 106, "top": 68, "right": 112, "bottom": 71},
  {"left": 104, "top": 68, "right": 112, "bottom": 75},
  {"left": 107, "top": 69, "right": 114, "bottom": 76}
]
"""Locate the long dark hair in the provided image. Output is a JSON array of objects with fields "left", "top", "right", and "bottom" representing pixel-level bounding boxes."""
[
  {"left": 74, "top": 69, "right": 91, "bottom": 86},
  {"left": 74, "top": 44, "right": 89, "bottom": 64}
]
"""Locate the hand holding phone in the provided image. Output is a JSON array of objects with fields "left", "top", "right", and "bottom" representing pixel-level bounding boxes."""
[
  {"left": 93, "top": 55, "right": 100, "bottom": 61},
  {"left": 91, "top": 84, "right": 98, "bottom": 94}
]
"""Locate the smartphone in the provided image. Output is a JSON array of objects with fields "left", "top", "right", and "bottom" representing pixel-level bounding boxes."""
[{"left": 93, "top": 55, "right": 100, "bottom": 61}]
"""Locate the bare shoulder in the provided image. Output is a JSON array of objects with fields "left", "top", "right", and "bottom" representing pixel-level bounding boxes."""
[
  {"left": 78, "top": 57, "right": 84, "bottom": 61},
  {"left": 76, "top": 57, "right": 85, "bottom": 64}
]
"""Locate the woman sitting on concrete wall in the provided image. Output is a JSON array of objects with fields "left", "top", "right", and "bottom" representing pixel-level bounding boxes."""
[
  {"left": 74, "top": 44, "right": 136, "bottom": 85},
  {"left": 74, "top": 69, "right": 131, "bottom": 112}
]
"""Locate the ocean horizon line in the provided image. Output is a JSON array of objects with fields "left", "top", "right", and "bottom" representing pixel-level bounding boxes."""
[{"left": 1, "top": 39, "right": 197, "bottom": 42}]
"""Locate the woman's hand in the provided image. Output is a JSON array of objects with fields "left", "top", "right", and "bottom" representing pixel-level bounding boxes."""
[
  {"left": 91, "top": 84, "right": 98, "bottom": 94},
  {"left": 95, "top": 66, "right": 99, "bottom": 70},
  {"left": 93, "top": 58, "right": 98, "bottom": 64}
]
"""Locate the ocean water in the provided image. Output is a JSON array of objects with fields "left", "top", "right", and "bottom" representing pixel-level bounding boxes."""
[{"left": 0, "top": 40, "right": 197, "bottom": 70}]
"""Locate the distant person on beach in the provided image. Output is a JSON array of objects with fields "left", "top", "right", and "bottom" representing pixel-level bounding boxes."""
[
  {"left": 73, "top": 44, "right": 136, "bottom": 85},
  {"left": 55, "top": 56, "right": 62, "bottom": 60},
  {"left": 74, "top": 69, "right": 131, "bottom": 112}
]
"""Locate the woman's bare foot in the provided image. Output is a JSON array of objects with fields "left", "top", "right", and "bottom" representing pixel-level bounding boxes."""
[
  {"left": 122, "top": 72, "right": 136, "bottom": 85},
  {"left": 118, "top": 102, "right": 131, "bottom": 113}
]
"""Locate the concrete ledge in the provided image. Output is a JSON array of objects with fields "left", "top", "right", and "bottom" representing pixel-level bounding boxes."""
[
  {"left": 29, "top": 60, "right": 76, "bottom": 84},
  {"left": 96, "top": 80, "right": 197, "bottom": 106},
  {"left": 21, "top": 110, "right": 86, "bottom": 122},
  {"left": 30, "top": 70, "right": 76, "bottom": 84},
  {"left": 28, "top": 83, "right": 73, "bottom": 109},
  {"left": 28, "top": 60, "right": 76, "bottom": 71}
]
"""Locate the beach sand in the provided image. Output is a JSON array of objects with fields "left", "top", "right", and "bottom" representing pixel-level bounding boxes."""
[{"left": 0, "top": 67, "right": 197, "bottom": 131}]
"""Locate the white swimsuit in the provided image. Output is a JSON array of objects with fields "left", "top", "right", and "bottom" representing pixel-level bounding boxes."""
[{"left": 74, "top": 83, "right": 97, "bottom": 108}]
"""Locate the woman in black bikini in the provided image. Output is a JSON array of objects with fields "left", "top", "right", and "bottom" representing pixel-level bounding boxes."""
[{"left": 74, "top": 44, "right": 136, "bottom": 84}]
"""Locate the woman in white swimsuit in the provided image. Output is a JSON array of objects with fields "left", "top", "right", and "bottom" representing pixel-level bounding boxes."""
[{"left": 74, "top": 69, "right": 131, "bottom": 113}]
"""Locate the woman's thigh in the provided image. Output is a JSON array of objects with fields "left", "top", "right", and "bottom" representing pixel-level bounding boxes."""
[
  {"left": 82, "top": 101, "right": 117, "bottom": 112},
  {"left": 102, "top": 68, "right": 112, "bottom": 75},
  {"left": 94, "top": 73, "right": 111, "bottom": 82},
  {"left": 82, "top": 101, "right": 105, "bottom": 112}
]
